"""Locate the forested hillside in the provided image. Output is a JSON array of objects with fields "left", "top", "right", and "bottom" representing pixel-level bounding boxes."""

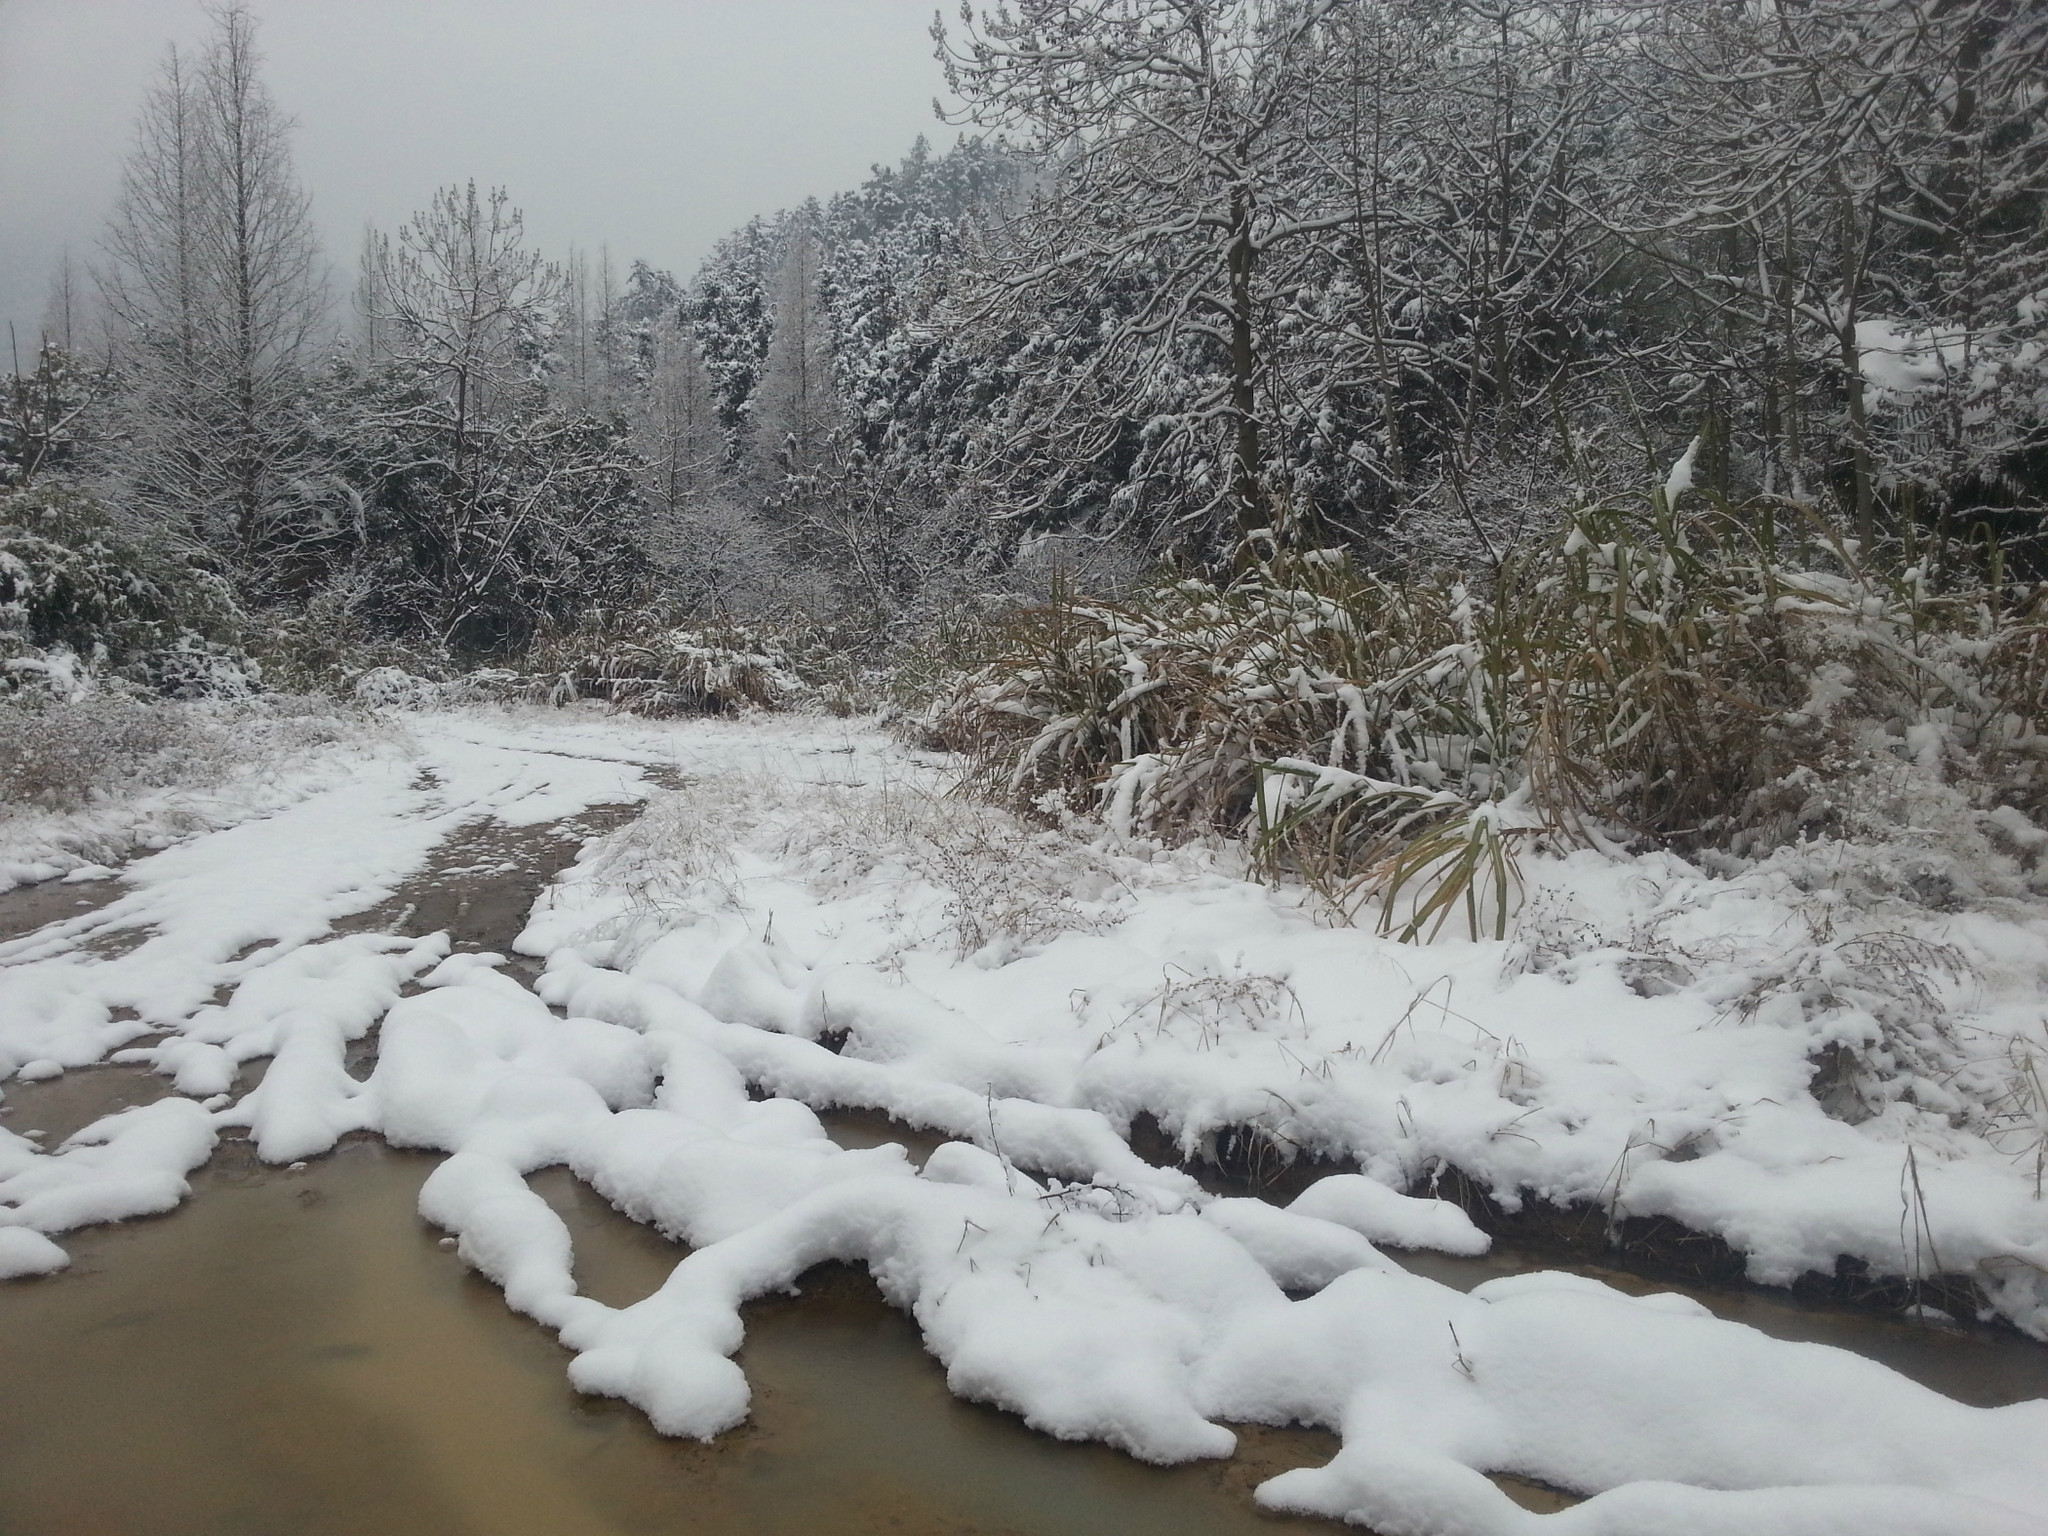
[
  {"left": 7, "top": 0, "right": 2046, "bottom": 959},
  {"left": 10, "top": 1, "right": 2044, "bottom": 682}
]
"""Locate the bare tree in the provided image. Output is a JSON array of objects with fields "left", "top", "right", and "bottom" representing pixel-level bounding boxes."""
[
  {"left": 634, "top": 317, "right": 730, "bottom": 530},
  {"left": 371, "top": 182, "right": 561, "bottom": 481},
  {"left": 559, "top": 245, "right": 627, "bottom": 414},
  {"left": 366, "top": 183, "right": 625, "bottom": 646},
  {"left": 939, "top": 0, "right": 1341, "bottom": 544},
  {"left": 628, "top": 312, "right": 776, "bottom": 612},
  {"left": 98, "top": 40, "right": 209, "bottom": 534},
  {"left": 353, "top": 223, "right": 384, "bottom": 365},
  {"left": 97, "top": 4, "right": 325, "bottom": 557},
  {"left": 40, "top": 251, "right": 88, "bottom": 358},
  {"left": 1609, "top": 0, "right": 2048, "bottom": 543},
  {"left": 197, "top": 4, "right": 325, "bottom": 546},
  {"left": 752, "top": 208, "right": 842, "bottom": 489}
]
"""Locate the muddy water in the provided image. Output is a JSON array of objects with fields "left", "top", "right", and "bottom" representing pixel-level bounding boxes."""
[
  {"left": 330, "top": 806, "right": 645, "bottom": 966},
  {"left": 0, "top": 1063, "right": 178, "bottom": 1145},
  {"left": 0, "top": 871, "right": 125, "bottom": 946},
  {"left": 812, "top": 1105, "right": 948, "bottom": 1167},
  {"left": 3, "top": 1102, "right": 2031, "bottom": 1535},
  {"left": 0, "top": 1137, "right": 1349, "bottom": 1536}
]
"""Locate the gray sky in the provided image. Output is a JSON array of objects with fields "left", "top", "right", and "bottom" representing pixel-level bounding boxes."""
[{"left": 0, "top": 0, "right": 961, "bottom": 355}]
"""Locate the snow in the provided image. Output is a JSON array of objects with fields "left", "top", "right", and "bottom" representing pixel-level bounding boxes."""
[
  {"left": 0, "top": 1223, "right": 70, "bottom": 1277},
  {"left": 5, "top": 705, "right": 2048, "bottom": 1533},
  {"left": 1857, "top": 317, "right": 1970, "bottom": 400},
  {"left": 1662, "top": 434, "right": 1701, "bottom": 504}
]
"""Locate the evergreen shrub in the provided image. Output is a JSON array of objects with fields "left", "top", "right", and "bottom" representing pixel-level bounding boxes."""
[{"left": 0, "top": 487, "right": 253, "bottom": 700}]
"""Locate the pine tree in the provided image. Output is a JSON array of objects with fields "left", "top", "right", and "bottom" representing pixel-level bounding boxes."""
[{"left": 752, "top": 206, "right": 842, "bottom": 492}]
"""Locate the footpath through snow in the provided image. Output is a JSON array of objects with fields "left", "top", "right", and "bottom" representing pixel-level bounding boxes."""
[{"left": 3, "top": 706, "right": 2048, "bottom": 1535}]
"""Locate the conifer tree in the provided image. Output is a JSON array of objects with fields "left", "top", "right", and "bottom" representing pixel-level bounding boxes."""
[{"left": 97, "top": 4, "right": 325, "bottom": 560}]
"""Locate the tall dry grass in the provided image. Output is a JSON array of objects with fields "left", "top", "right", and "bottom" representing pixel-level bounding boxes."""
[
  {"left": 518, "top": 612, "right": 834, "bottom": 717},
  {"left": 933, "top": 495, "right": 2048, "bottom": 938}
]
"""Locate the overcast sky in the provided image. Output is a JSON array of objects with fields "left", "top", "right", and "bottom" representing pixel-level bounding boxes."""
[{"left": 0, "top": 0, "right": 961, "bottom": 354}]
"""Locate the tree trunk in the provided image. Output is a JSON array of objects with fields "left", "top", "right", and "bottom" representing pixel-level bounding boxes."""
[{"left": 1227, "top": 188, "right": 1264, "bottom": 540}]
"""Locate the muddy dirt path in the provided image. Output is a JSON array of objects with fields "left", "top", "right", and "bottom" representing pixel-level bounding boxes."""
[
  {"left": 0, "top": 872, "right": 126, "bottom": 947},
  {"left": 5, "top": 799, "right": 2046, "bottom": 1534},
  {"left": 0, "top": 804, "right": 640, "bottom": 1145},
  {"left": 0, "top": 811, "right": 1369, "bottom": 1536}
]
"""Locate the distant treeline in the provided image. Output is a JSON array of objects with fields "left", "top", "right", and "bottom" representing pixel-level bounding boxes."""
[{"left": 5, "top": 1, "right": 2044, "bottom": 671}]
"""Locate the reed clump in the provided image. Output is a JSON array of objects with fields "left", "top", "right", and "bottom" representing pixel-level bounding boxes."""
[{"left": 936, "top": 495, "right": 2048, "bottom": 938}]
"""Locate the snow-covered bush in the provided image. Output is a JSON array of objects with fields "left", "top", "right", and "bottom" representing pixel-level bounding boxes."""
[
  {"left": 781, "top": 780, "right": 1122, "bottom": 960},
  {"left": 348, "top": 666, "right": 448, "bottom": 709},
  {"left": 0, "top": 486, "right": 253, "bottom": 700},
  {"left": 0, "top": 695, "right": 210, "bottom": 809},
  {"left": 941, "top": 496, "right": 2048, "bottom": 937},
  {"left": 245, "top": 576, "right": 461, "bottom": 700},
  {"left": 578, "top": 772, "right": 1125, "bottom": 966},
  {"left": 519, "top": 611, "right": 870, "bottom": 717}
]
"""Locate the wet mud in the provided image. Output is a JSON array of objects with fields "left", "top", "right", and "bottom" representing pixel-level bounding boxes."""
[
  {"left": 332, "top": 804, "right": 645, "bottom": 968},
  {"left": 0, "top": 1063, "right": 179, "bottom": 1146}
]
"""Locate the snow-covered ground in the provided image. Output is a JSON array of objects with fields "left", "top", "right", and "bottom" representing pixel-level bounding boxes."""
[{"left": 4, "top": 705, "right": 2048, "bottom": 1535}]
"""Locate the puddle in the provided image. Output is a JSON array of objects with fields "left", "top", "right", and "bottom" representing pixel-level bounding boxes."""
[
  {"left": 527, "top": 1164, "right": 684, "bottom": 1309},
  {"left": 813, "top": 1105, "right": 949, "bottom": 1168},
  {"left": 0, "top": 1050, "right": 279, "bottom": 1144},
  {"left": 0, "top": 872, "right": 125, "bottom": 946},
  {"left": 0, "top": 1138, "right": 1349, "bottom": 1536},
  {"left": 0, "top": 1063, "right": 177, "bottom": 1145},
  {"left": 334, "top": 805, "right": 643, "bottom": 963}
]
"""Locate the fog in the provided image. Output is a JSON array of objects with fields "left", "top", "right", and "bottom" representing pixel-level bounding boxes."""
[{"left": 0, "top": 0, "right": 958, "bottom": 349}]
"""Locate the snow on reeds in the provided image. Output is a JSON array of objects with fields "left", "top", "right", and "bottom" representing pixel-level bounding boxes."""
[{"left": 937, "top": 495, "right": 2048, "bottom": 941}]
